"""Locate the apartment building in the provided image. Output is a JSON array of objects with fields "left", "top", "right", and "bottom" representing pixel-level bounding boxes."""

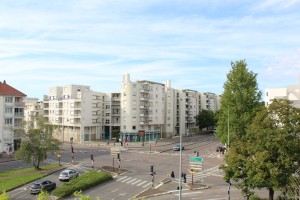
[
  {"left": 120, "top": 74, "right": 221, "bottom": 141},
  {"left": 24, "top": 98, "right": 43, "bottom": 128},
  {"left": 120, "top": 74, "right": 165, "bottom": 142},
  {"left": 43, "top": 85, "right": 105, "bottom": 143},
  {"left": 0, "top": 81, "right": 26, "bottom": 152},
  {"left": 103, "top": 93, "right": 121, "bottom": 140},
  {"left": 265, "top": 76, "right": 300, "bottom": 108}
]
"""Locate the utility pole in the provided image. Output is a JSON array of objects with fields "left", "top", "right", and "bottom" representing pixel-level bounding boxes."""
[
  {"left": 150, "top": 165, "right": 156, "bottom": 187},
  {"left": 70, "top": 137, "right": 74, "bottom": 163},
  {"left": 178, "top": 98, "right": 183, "bottom": 200}
]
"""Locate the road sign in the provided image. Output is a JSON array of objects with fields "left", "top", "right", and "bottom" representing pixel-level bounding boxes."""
[
  {"left": 189, "top": 156, "right": 203, "bottom": 162},
  {"left": 110, "top": 147, "right": 121, "bottom": 157}
]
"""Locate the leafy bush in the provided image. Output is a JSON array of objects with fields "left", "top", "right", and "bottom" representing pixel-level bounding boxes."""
[
  {"left": 52, "top": 171, "right": 112, "bottom": 198},
  {"left": 0, "top": 191, "right": 10, "bottom": 200}
]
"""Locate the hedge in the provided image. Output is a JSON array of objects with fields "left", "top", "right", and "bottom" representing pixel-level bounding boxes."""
[{"left": 51, "top": 171, "right": 113, "bottom": 198}]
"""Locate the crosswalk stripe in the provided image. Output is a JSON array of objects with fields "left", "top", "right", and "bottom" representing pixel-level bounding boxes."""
[
  {"left": 120, "top": 177, "right": 132, "bottom": 182},
  {"left": 136, "top": 180, "right": 147, "bottom": 186},
  {"left": 116, "top": 176, "right": 128, "bottom": 181},
  {"left": 142, "top": 182, "right": 153, "bottom": 188},
  {"left": 126, "top": 178, "right": 137, "bottom": 184},
  {"left": 131, "top": 179, "right": 142, "bottom": 185}
]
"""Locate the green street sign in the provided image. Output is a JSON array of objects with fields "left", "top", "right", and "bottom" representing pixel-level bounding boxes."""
[{"left": 189, "top": 156, "right": 203, "bottom": 163}]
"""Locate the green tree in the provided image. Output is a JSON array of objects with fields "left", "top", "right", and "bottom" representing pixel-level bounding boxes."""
[
  {"left": 195, "top": 109, "right": 216, "bottom": 132},
  {"left": 216, "top": 60, "right": 262, "bottom": 145},
  {"left": 224, "top": 99, "right": 300, "bottom": 200},
  {"left": 14, "top": 116, "right": 61, "bottom": 169}
]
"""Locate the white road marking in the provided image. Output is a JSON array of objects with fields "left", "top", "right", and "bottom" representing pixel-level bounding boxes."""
[
  {"left": 125, "top": 178, "right": 137, "bottom": 184},
  {"left": 131, "top": 179, "right": 142, "bottom": 185},
  {"left": 120, "top": 177, "right": 132, "bottom": 182},
  {"left": 142, "top": 182, "right": 152, "bottom": 188},
  {"left": 116, "top": 176, "right": 128, "bottom": 181},
  {"left": 136, "top": 180, "right": 147, "bottom": 186}
]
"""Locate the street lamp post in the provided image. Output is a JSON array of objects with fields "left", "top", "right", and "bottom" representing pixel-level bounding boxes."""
[{"left": 178, "top": 98, "right": 183, "bottom": 199}]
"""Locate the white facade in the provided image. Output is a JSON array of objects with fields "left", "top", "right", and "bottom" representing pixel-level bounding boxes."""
[
  {"left": 0, "top": 81, "right": 26, "bottom": 152},
  {"left": 120, "top": 74, "right": 165, "bottom": 141},
  {"left": 24, "top": 98, "right": 43, "bottom": 128},
  {"left": 103, "top": 92, "right": 121, "bottom": 139},
  {"left": 265, "top": 76, "right": 300, "bottom": 108},
  {"left": 43, "top": 85, "right": 105, "bottom": 143},
  {"left": 120, "top": 74, "right": 221, "bottom": 140}
]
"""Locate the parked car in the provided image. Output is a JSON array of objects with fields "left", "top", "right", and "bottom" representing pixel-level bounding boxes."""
[
  {"left": 173, "top": 143, "right": 184, "bottom": 151},
  {"left": 30, "top": 180, "right": 56, "bottom": 194},
  {"left": 216, "top": 146, "right": 226, "bottom": 154},
  {"left": 59, "top": 169, "right": 79, "bottom": 181}
]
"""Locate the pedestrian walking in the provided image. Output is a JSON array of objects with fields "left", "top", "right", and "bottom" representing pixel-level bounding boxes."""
[{"left": 171, "top": 171, "right": 175, "bottom": 180}]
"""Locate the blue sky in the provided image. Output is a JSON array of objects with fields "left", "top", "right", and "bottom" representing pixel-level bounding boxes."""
[{"left": 1, "top": 0, "right": 300, "bottom": 100}]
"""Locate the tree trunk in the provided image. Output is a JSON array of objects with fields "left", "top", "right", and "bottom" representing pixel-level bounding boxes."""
[{"left": 269, "top": 188, "right": 274, "bottom": 200}]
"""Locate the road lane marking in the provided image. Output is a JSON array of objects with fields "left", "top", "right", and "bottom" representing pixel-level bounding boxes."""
[
  {"left": 126, "top": 178, "right": 137, "bottom": 184},
  {"left": 116, "top": 176, "right": 128, "bottom": 181},
  {"left": 136, "top": 180, "right": 147, "bottom": 186},
  {"left": 111, "top": 189, "right": 119, "bottom": 193},
  {"left": 131, "top": 179, "right": 142, "bottom": 185},
  {"left": 120, "top": 177, "right": 132, "bottom": 182},
  {"left": 142, "top": 182, "right": 152, "bottom": 188}
]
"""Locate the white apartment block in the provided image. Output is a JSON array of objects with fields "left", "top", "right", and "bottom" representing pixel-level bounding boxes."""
[
  {"left": 103, "top": 93, "right": 121, "bottom": 140},
  {"left": 120, "top": 74, "right": 165, "bottom": 142},
  {"left": 265, "top": 76, "right": 300, "bottom": 108},
  {"left": 43, "top": 85, "right": 105, "bottom": 143},
  {"left": 24, "top": 98, "right": 43, "bottom": 128},
  {"left": 0, "top": 81, "right": 26, "bottom": 152},
  {"left": 119, "top": 74, "right": 221, "bottom": 141}
]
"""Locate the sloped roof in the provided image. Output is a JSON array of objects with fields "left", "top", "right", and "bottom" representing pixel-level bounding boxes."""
[{"left": 0, "top": 81, "right": 27, "bottom": 97}]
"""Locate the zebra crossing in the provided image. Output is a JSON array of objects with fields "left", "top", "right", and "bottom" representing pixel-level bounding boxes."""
[{"left": 116, "top": 176, "right": 152, "bottom": 188}]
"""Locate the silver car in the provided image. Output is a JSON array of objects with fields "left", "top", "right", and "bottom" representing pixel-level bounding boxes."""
[
  {"left": 173, "top": 143, "right": 184, "bottom": 151},
  {"left": 59, "top": 169, "right": 79, "bottom": 181}
]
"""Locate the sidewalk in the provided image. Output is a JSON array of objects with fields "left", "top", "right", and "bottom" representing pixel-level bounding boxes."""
[
  {"left": 134, "top": 178, "right": 209, "bottom": 199},
  {"left": 0, "top": 152, "right": 16, "bottom": 163}
]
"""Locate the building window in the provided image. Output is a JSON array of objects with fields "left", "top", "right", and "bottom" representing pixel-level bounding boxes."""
[
  {"left": 105, "top": 119, "right": 110, "bottom": 124},
  {"left": 5, "top": 97, "right": 13, "bottom": 103},
  {"left": 106, "top": 105, "right": 110, "bottom": 109},
  {"left": 5, "top": 118, "right": 12, "bottom": 124},
  {"left": 5, "top": 107, "right": 13, "bottom": 113},
  {"left": 106, "top": 113, "right": 110, "bottom": 116},
  {"left": 133, "top": 126, "right": 136, "bottom": 130}
]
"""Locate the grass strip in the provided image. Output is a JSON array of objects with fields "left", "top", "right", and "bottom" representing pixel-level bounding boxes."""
[{"left": 0, "top": 164, "right": 62, "bottom": 192}]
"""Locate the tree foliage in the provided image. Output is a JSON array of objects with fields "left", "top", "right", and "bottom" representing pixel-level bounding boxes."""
[
  {"left": 216, "top": 60, "right": 262, "bottom": 145},
  {"left": 223, "top": 99, "right": 300, "bottom": 200},
  {"left": 14, "top": 116, "right": 61, "bottom": 169},
  {"left": 195, "top": 109, "right": 216, "bottom": 131}
]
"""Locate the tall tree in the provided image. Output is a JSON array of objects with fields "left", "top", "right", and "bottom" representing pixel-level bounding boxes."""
[
  {"left": 216, "top": 60, "right": 262, "bottom": 145},
  {"left": 224, "top": 99, "right": 300, "bottom": 200},
  {"left": 15, "top": 116, "right": 61, "bottom": 169},
  {"left": 195, "top": 109, "right": 216, "bottom": 132}
]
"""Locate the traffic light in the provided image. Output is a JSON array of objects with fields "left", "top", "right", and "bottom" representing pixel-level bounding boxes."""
[
  {"left": 150, "top": 165, "right": 154, "bottom": 173},
  {"left": 117, "top": 153, "right": 120, "bottom": 160},
  {"left": 90, "top": 154, "right": 94, "bottom": 161}
]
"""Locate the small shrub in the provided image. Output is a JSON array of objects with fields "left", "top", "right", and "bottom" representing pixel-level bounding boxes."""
[{"left": 0, "top": 191, "right": 10, "bottom": 200}]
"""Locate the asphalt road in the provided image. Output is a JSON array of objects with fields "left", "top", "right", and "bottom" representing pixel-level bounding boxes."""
[{"left": 3, "top": 133, "right": 270, "bottom": 200}]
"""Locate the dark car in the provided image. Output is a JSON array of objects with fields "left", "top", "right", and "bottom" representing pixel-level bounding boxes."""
[
  {"left": 30, "top": 180, "right": 56, "bottom": 194},
  {"left": 173, "top": 143, "right": 184, "bottom": 151},
  {"left": 216, "top": 146, "right": 226, "bottom": 154}
]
